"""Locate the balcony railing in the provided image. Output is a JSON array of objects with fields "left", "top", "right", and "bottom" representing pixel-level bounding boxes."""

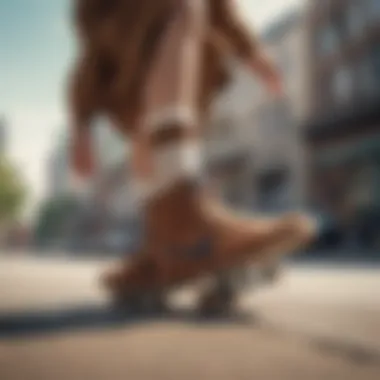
[{"left": 305, "top": 96, "right": 380, "bottom": 142}]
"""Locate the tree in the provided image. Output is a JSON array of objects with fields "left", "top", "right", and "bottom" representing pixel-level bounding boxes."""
[{"left": 0, "top": 156, "right": 26, "bottom": 227}]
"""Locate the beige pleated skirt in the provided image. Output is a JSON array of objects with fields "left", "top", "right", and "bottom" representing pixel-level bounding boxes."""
[{"left": 140, "top": 0, "right": 207, "bottom": 134}]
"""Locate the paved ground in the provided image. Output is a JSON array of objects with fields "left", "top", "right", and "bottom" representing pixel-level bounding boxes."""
[{"left": 0, "top": 254, "right": 380, "bottom": 380}]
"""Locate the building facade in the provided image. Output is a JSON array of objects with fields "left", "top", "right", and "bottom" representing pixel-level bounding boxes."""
[
  {"left": 70, "top": 120, "right": 135, "bottom": 250},
  {"left": 46, "top": 139, "right": 71, "bottom": 198},
  {"left": 240, "top": 10, "right": 310, "bottom": 212},
  {"left": 206, "top": 97, "right": 254, "bottom": 209},
  {"left": 42, "top": 120, "right": 134, "bottom": 251},
  {"left": 205, "top": 9, "right": 310, "bottom": 213},
  {"left": 305, "top": 0, "right": 380, "bottom": 248}
]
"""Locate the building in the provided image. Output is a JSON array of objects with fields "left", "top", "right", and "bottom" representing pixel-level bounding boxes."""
[
  {"left": 206, "top": 98, "right": 254, "bottom": 209},
  {"left": 46, "top": 138, "right": 71, "bottom": 198},
  {"left": 208, "top": 9, "right": 309, "bottom": 213},
  {"left": 251, "top": 9, "right": 310, "bottom": 212},
  {"left": 42, "top": 121, "right": 130, "bottom": 250},
  {"left": 304, "top": 0, "right": 380, "bottom": 247},
  {"left": 204, "top": 9, "right": 311, "bottom": 212},
  {"left": 69, "top": 120, "right": 135, "bottom": 251},
  {"left": 91, "top": 119, "right": 134, "bottom": 216}
]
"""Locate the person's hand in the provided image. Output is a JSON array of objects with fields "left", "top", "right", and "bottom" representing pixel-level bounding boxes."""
[
  {"left": 69, "top": 170, "right": 92, "bottom": 199},
  {"left": 70, "top": 129, "right": 95, "bottom": 179},
  {"left": 249, "top": 52, "right": 284, "bottom": 98},
  {"left": 71, "top": 146, "right": 94, "bottom": 178},
  {"left": 265, "top": 69, "right": 284, "bottom": 98}
]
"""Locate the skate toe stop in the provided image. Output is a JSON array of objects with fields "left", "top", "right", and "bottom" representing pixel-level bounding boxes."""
[
  {"left": 100, "top": 269, "right": 121, "bottom": 292},
  {"left": 285, "top": 213, "right": 319, "bottom": 244}
]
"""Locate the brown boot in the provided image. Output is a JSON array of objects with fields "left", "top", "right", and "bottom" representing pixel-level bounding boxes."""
[
  {"left": 102, "top": 252, "right": 168, "bottom": 312},
  {"left": 102, "top": 180, "right": 207, "bottom": 308},
  {"left": 102, "top": 180, "right": 317, "bottom": 305}
]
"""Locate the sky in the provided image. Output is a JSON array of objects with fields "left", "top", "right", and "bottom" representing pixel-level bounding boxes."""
[{"left": 0, "top": 0, "right": 305, "bottom": 220}]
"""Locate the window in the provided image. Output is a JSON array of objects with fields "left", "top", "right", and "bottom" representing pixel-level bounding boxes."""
[
  {"left": 94, "top": 119, "right": 126, "bottom": 169},
  {"left": 333, "top": 10, "right": 347, "bottom": 42},
  {"left": 216, "top": 118, "right": 232, "bottom": 139},
  {"left": 315, "top": 0, "right": 331, "bottom": 12},
  {"left": 367, "top": 0, "right": 380, "bottom": 19},
  {"left": 357, "top": 56, "right": 377, "bottom": 98},
  {"left": 317, "top": 25, "right": 339, "bottom": 57},
  {"left": 273, "top": 99, "right": 292, "bottom": 132},
  {"left": 347, "top": 1, "right": 365, "bottom": 38},
  {"left": 257, "top": 106, "right": 270, "bottom": 131},
  {"left": 257, "top": 168, "right": 291, "bottom": 211},
  {"left": 278, "top": 45, "right": 292, "bottom": 77},
  {"left": 350, "top": 165, "right": 375, "bottom": 209},
  {"left": 373, "top": 44, "right": 380, "bottom": 80},
  {"left": 332, "top": 65, "right": 354, "bottom": 105}
]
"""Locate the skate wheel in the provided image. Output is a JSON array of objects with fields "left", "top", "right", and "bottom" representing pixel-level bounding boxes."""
[
  {"left": 197, "top": 290, "right": 235, "bottom": 317},
  {"left": 110, "top": 290, "right": 168, "bottom": 315}
]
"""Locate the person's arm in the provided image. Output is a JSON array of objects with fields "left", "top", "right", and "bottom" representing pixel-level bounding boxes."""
[
  {"left": 70, "top": 124, "right": 95, "bottom": 179},
  {"left": 211, "top": 0, "right": 283, "bottom": 95}
]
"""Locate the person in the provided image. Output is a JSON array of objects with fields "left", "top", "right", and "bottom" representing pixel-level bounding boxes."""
[{"left": 68, "top": 0, "right": 317, "bottom": 312}]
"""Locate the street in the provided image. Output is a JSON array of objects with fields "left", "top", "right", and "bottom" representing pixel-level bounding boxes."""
[{"left": 0, "top": 253, "right": 380, "bottom": 380}]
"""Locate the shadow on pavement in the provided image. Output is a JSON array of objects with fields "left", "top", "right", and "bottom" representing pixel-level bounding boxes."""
[
  {"left": 2, "top": 305, "right": 380, "bottom": 368},
  {"left": 0, "top": 304, "right": 257, "bottom": 340}
]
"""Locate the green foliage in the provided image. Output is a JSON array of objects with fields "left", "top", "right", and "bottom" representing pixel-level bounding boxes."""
[{"left": 0, "top": 156, "right": 27, "bottom": 224}]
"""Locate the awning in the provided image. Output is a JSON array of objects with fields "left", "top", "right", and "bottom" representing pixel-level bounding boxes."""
[
  {"left": 206, "top": 145, "right": 250, "bottom": 171},
  {"left": 314, "top": 134, "right": 380, "bottom": 167},
  {"left": 305, "top": 98, "right": 380, "bottom": 142}
]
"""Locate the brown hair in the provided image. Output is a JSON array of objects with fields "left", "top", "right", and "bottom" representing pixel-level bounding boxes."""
[{"left": 68, "top": 0, "right": 257, "bottom": 133}]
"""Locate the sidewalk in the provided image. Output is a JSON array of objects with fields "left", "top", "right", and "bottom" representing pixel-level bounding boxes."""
[
  {"left": 1, "top": 257, "right": 380, "bottom": 379},
  {"left": 245, "top": 265, "right": 380, "bottom": 356}
]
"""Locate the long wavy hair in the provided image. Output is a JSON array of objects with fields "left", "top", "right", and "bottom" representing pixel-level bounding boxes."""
[{"left": 69, "top": 0, "right": 231, "bottom": 132}]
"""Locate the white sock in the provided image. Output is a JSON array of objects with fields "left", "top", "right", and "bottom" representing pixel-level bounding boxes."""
[
  {"left": 130, "top": 141, "right": 203, "bottom": 203},
  {"left": 150, "top": 140, "right": 202, "bottom": 198},
  {"left": 144, "top": 106, "right": 197, "bottom": 133},
  {"left": 69, "top": 172, "right": 93, "bottom": 199},
  {"left": 129, "top": 180, "right": 153, "bottom": 210}
]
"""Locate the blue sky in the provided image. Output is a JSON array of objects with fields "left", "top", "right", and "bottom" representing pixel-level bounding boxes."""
[{"left": 0, "top": 0, "right": 304, "bottom": 219}]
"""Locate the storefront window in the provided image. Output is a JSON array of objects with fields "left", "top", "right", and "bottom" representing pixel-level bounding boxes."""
[
  {"left": 278, "top": 44, "right": 292, "bottom": 78},
  {"left": 347, "top": 1, "right": 365, "bottom": 38},
  {"left": 357, "top": 56, "right": 377, "bottom": 98},
  {"left": 366, "top": 0, "right": 380, "bottom": 20},
  {"left": 346, "top": 163, "right": 377, "bottom": 231},
  {"left": 332, "top": 65, "right": 354, "bottom": 106},
  {"left": 333, "top": 11, "right": 347, "bottom": 43},
  {"left": 314, "top": 0, "right": 331, "bottom": 12},
  {"left": 94, "top": 118, "right": 127, "bottom": 170},
  {"left": 372, "top": 44, "right": 380, "bottom": 90},
  {"left": 257, "top": 168, "right": 290, "bottom": 211},
  {"left": 317, "top": 25, "right": 339, "bottom": 57}
]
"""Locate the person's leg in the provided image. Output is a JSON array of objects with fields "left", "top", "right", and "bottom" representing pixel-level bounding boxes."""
[
  {"left": 139, "top": 0, "right": 208, "bottom": 287},
  {"left": 103, "top": 0, "right": 318, "bottom": 303},
  {"left": 130, "top": 133, "right": 154, "bottom": 181},
  {"left": 103, "top": 0, "right": 208, "bottom": 300},
  {"left": 128, "top": 0, "right": 206, "bottom": 206}
]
